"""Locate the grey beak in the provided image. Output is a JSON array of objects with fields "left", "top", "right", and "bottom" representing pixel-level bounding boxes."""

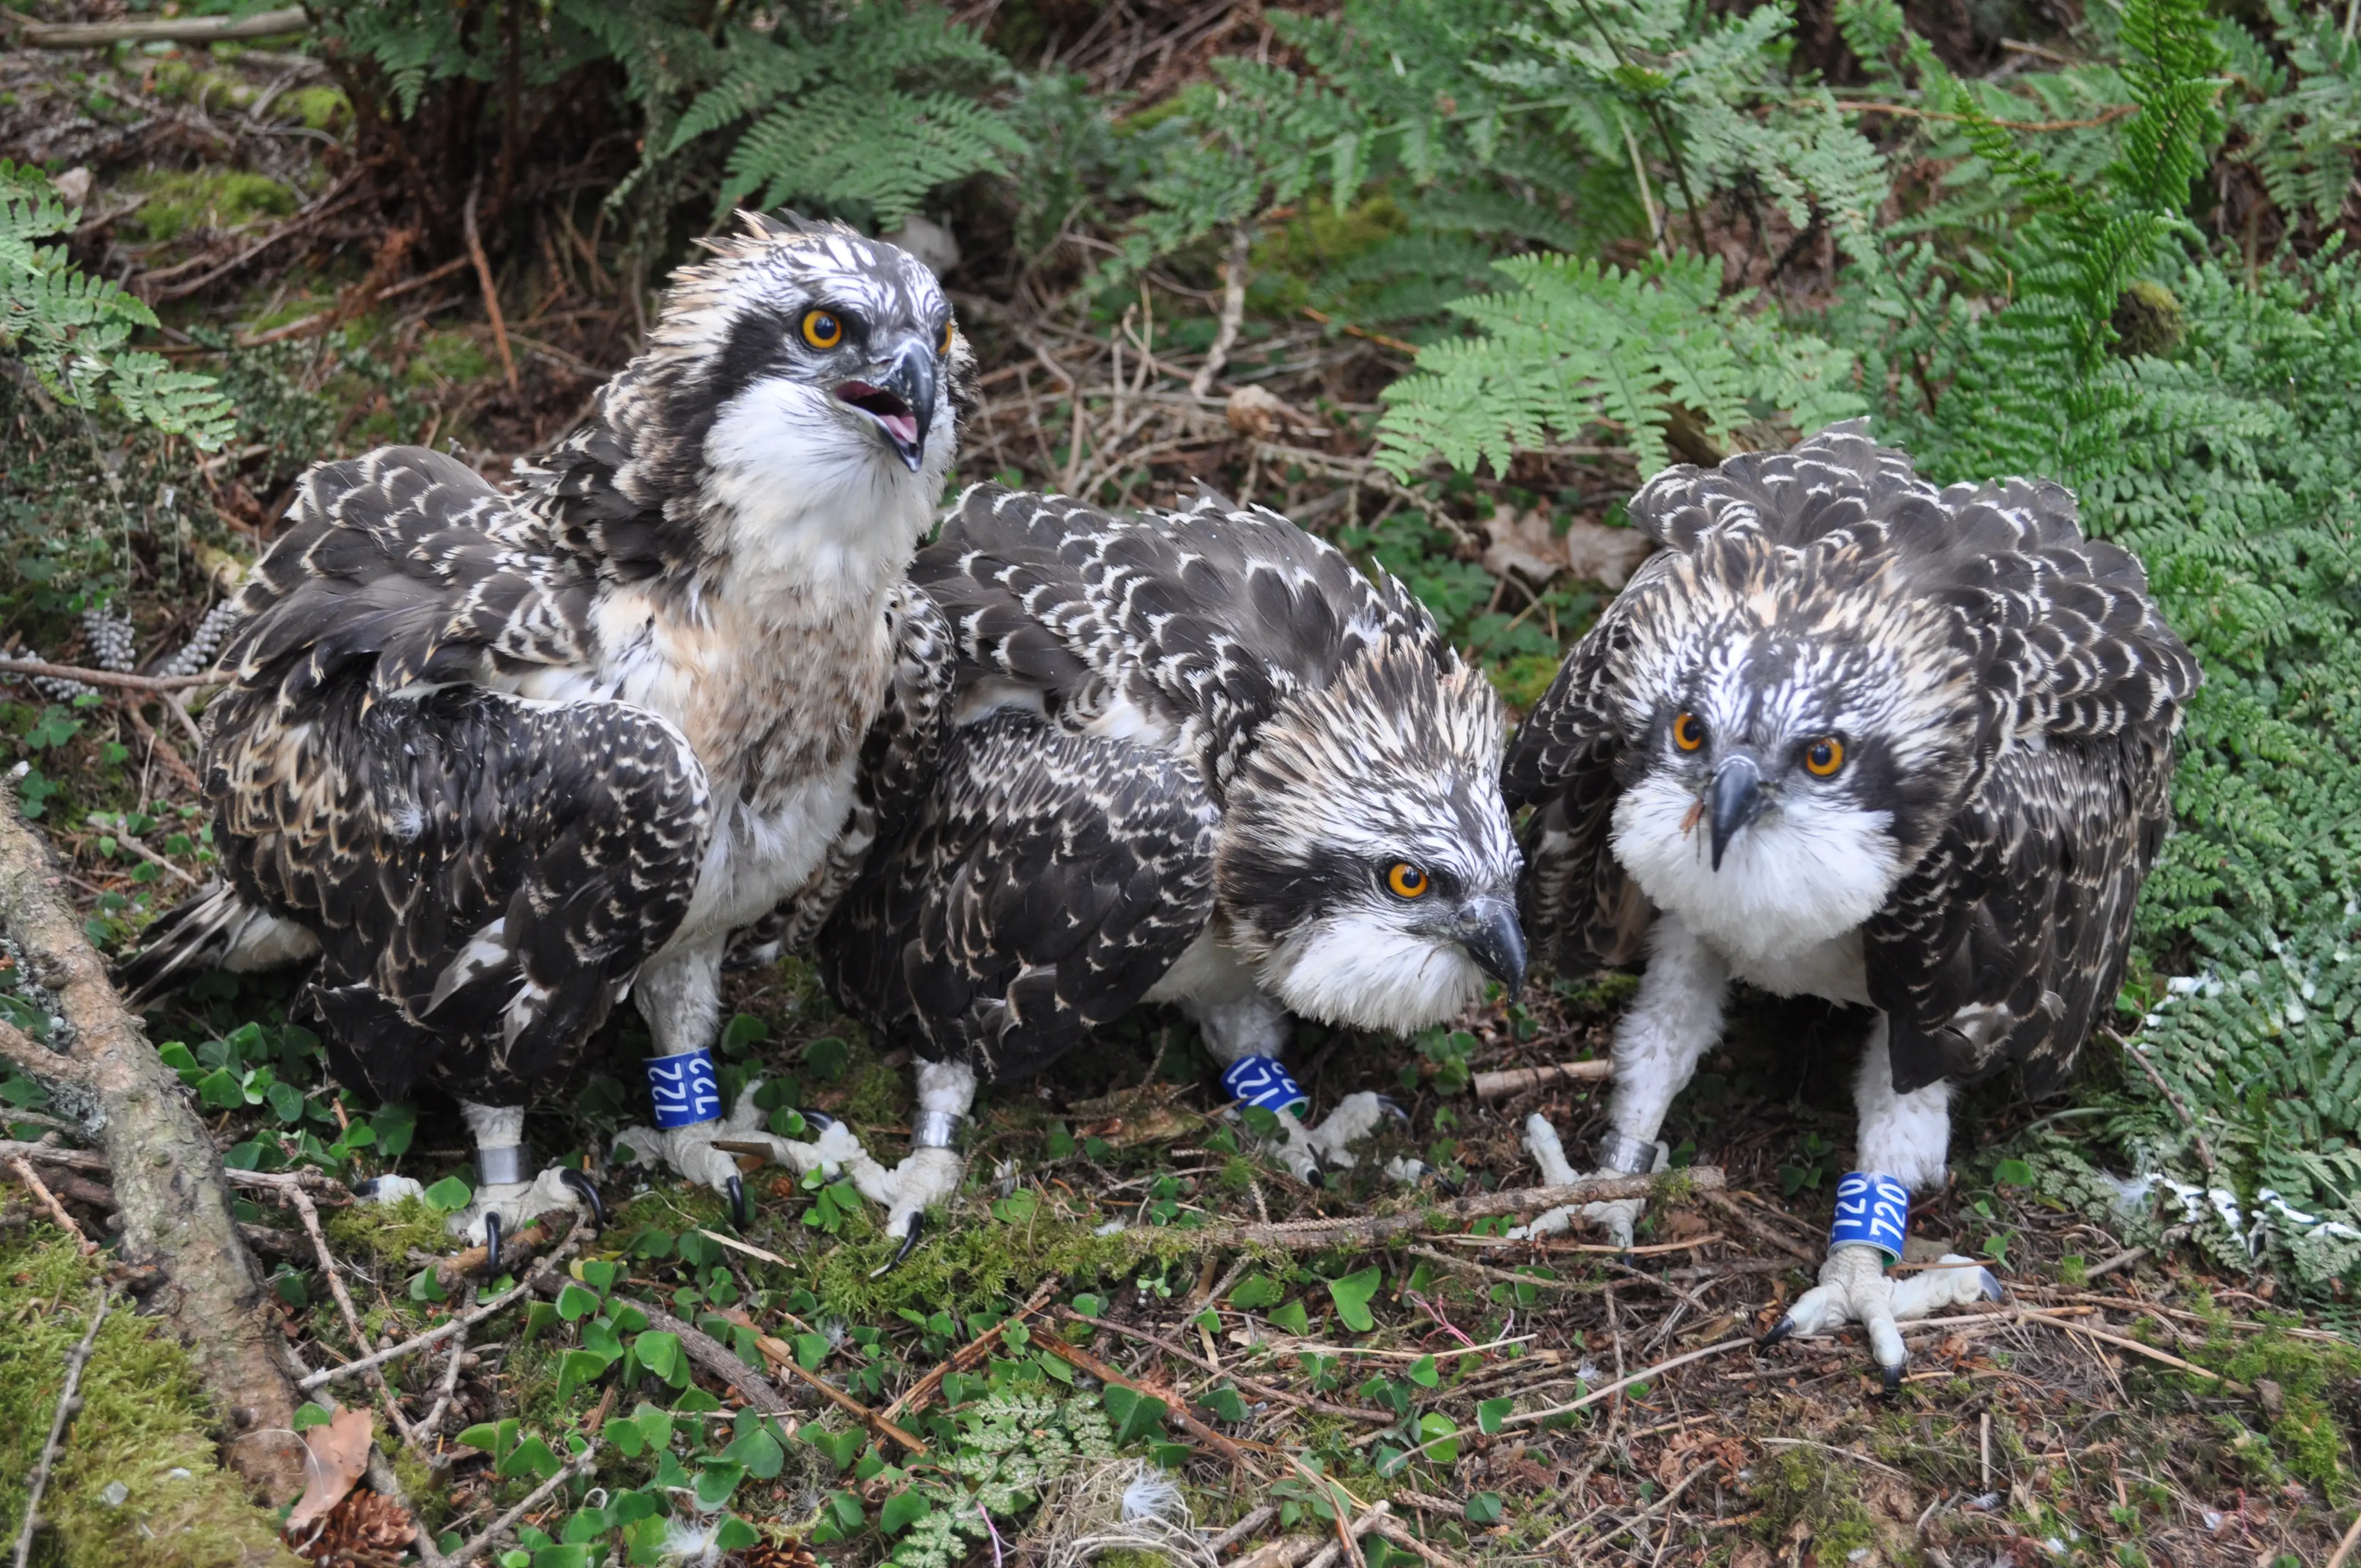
[
  {"left": 839, "top": 337, "right": 939, "bottom": 473},
  {"left": 1457, "top": 896, "right": 1528, "bottom": 998},
  {"left": 1708, "top": 755, "right": 1764, "bottom": 872}
]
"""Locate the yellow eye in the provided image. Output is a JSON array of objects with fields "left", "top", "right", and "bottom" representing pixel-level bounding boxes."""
[
  {"left": 1672, "top": 712, "right": 1706, "bottom": 752},
  {"left": 1805, "top": 736, "right": 1845, "bottom": 776},
  {"left": 939, "top": 317, "right": 956, "bottom": 356},
  {"left": 801, "top": 309, "right": 843, "bottom": 350},
  {"left": 1386, "top": 863, "right": 1429, "bottom": 899}
]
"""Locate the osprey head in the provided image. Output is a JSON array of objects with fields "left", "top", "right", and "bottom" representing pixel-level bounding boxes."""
[
  {"left": 1216, "top": 639, "right": 1525, "bottom": 1034},
  {"left": 1604, "top": 540, "right": 1981, "bottom": 965},
  {"left": 606, "top": 211, "right": 973, "bottom": 583}
]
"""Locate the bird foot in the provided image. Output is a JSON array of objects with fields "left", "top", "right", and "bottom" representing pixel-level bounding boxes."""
[
  {"left": 1232, "top": 1081, "right": 1423, "bottom": 1187},
  {"left": 1761, "top": 1243, "right": 2004, "bottom": 1389},
  {"left": 614, "top": 1076, "right": 861, "bottom": 1199},
  {"left": 1506, "top": 1113, "right": 1662, "bottom": 1245},
  {"left": 449, "top": 1167, "right": 599, "bottom": 1254}
]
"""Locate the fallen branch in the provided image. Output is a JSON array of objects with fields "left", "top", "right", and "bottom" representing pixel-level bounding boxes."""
[
  {"left": 1700, "top": 1190, "right": 1820, "bottom": 1266},
  {"left": 299, "top": 1273, "right": 541, "bottom": 1391},
  {"left": 1188, "top": 1167, "right": 1722, "bottom": 1251},
  {"left": 633, "top": 1302, "right": 799, "bottom": 1422},
  {"left": 1471, "top": 1059, "right": 1612, "bottom": 1099},
  {"left": 0, "top": 787, "right": 308, "bottom": 1498},
  {"left": 13, "top": 1286, "right": 110, "bottom": 1568},
  {"left": 6, "top": 1153, "right": 95, "bottom": 1253},
  {"left": 1188, "top": 225, "right": 1253, "bottom": 398},
  {"left": 721, "top": 1309, "right": 930, "bottom": 1453},
  {"left": 142, "top": 170, "right": 373, "bottom": 303},
  {"left": 411, "top": 1288, "right": 476, "bottom": 1449},
  {"left": 434, "top": 1210, "right": 571, "bottom": 1290},
  {"left": 1035, "top": 1332, "right": 1264, "bottom": 1475},
  {"left": 2016, "top": 1306, "right": 2235, "bottom": 1385},
  {"left": 0, "top": 656, "right": 219, "bottom": 693},
  {"left": 6, "top": 5, "right": 306, "bottom": 46},
  {"left": 285, "top": 1182, "right": 416, "bottom": 1443}
]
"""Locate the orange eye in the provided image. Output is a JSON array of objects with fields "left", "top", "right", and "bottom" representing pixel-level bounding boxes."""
[
  {"left": 1386, "top": 863, "right": 1429, "bottom": 899},
  {"left": 1804, "top": 736, "right": 1845, "bottom": 776},
  {"left": 939, "top": 317, "right": 956, "bottom": 355},
  {"left": 801, "top": 309, "right": 843, "bottom": 349},
  {"left": 1672, "top": 712, "right": 1706, "bottom": 752}
]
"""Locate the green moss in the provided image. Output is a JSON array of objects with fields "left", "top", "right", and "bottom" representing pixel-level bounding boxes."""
[
  {"left": 323, "top": 1192, "right": 449, "bottom": 1270},
  {"left": 0, "top": 1227, "right": 301, "bottom": 1567},
  {"left": 286, "top": 86, "right": 351, "bottom": 132},
  {"left": 1745, "top": 1445, "right": 1876, "bottom": 1565},
  {"left": 839, "top": 1045, "right": 915, "bottom": 1129},
  {"left": 2172, "top": 1300, "right": 2360, "bottom": 1496},
  {"left": 812, "top": 1206, "right": 1194, "bottom": 1325},
  {"left": 404, "top": 329, "right": 493, "bottom": 389},
  {"left": 125, "top": 169, "right": 296, "bottom": 243},
  {"left": 1250, "top": 194, "right": 1413, "bottom": 311}
]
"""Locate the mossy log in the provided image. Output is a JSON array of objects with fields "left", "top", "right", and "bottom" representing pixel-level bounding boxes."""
[{"left": 0, "top": 785, "right": 307, "bottom": 1501}]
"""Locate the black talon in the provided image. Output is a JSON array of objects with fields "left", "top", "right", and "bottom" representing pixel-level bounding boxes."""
[
  {"left": 1880, "top": 1362, "right": 1904, "bottom": 1396},
  {"left": 725, "top": 1174, "right": 748, "bottom": 1232},
  {"left": 557, "top": 1167, "right": 606, "bottom": 1230},
  {"left": 1374, "top": 1096, "right": 1412, "bottom": 1128},
  {"left": 1433, "top": 1171, "right": 1464, "bottom": 1197},
  {"left": 1302, "top": 1166, "right": 1325, "bottom": 1190},
  {"left": 1758, "top": 1315, "right": 1797, "bottom": 1350},
  {"left": 797, "top": 1108, "right": 837, "bottom": 1134},
  {"left": 482, "top": 1211, "right": 502, "bottom": 1278},
  {"left": 870, "top": 1212, "right": 926, "bottom": 1278}
]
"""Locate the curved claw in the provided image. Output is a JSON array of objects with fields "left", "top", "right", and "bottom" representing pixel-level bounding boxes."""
[
  {"left": 1373, "top": 1096, "right": 1412, "bottom": 1128},
  {"left": 557, "top": 1167, "right": 606, "bottom": 1231},
  {"left": 725, "top": 1174, "right": 748, "bottom": 1232},
  {"left": 1758, "top": 1315, "right": 1798, "bottom": 1350},
  {"left": 1881, "top": 1362, "right": 1904, "bottom": 1395},
  {"left": 1433, "top": 1172, "right": 1464, "bottom": 1197},
  {"left": 870, "top": 1212, "right": 926, "bottom": 1278},
  {"left": 1302, "top": 1165, "right": 1325, "bottom": 1191},
  {"left": 796, "top": 1108, "right": 838, "bottom": 1134},
  {"left": 1977, "top": 1267, "right": 2005, "bottom": 1302},
  {"left": 482, "top": 1211, "right": 502, "bottom": 1279}
]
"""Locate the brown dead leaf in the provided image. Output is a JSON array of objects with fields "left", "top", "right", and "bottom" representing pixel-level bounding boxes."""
[
  {"left": 284, "top": 1406, "right": 374, "bottom": 1538},
  {"left": 1480, "top": 509, "right": 1655, "bottom": 589},
  {"left": 291, "top": 1484, "right": 416, "bottom": 1567},
  {"left": 1225, "top": 384, "right": 1311, "bottom": 440}
]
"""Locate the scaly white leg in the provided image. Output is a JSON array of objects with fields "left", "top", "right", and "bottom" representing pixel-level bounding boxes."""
[
  {"left": 826, "top": 1059, "right": 975, "bottom": 1243},
  {"left": 1511, "top": 914, "right": 1726, "bottom": 1243},
  {"left": 445, "top": 1102, "right": 590, "bottom": 1245},
  {"left": 1766, "top": 1016, "right": 2002, "bottom": 1388}
]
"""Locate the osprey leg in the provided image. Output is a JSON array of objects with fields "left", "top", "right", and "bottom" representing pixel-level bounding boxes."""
[
  {"left": 1510, "top": 916, "right": 1724, "bottom": 1243},
  {"left": 360, "top": 1103, "right": 599, "bottom": 1261},
  {"left": 1761, "top": 1021, "right": 2003, "bottom": 1389}
]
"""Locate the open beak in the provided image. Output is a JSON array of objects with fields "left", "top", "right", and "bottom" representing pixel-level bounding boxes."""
[
  {"left": 1456, "top": 896, "right": 1528, "bottom": 998},
  {"left": 833, "top": 336, "right": 938, "bottom": 473},
  {"left": 1707, "top": 755, "right": 1765, "bottom": 872}
]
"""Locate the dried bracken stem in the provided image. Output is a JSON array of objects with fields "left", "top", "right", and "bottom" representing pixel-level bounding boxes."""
[
  {"left": 721, "top": 1306, "right": 929, "bottom": 1451},
  {"left": 13, "top": 1287, "right": 110, "bottom": 1568},
  {"left": 883, "top": 1273, "right": 1062, "bottom": 1424},
  {"left": 1036, "top": 1329, "right": 1266, "bottom": 1476},
  {"left": 2108, "top": 1027, "right": 2218, "bottom": 1175},
  {"left": 6, "top": 1153, "right": 95, "bottom": 1252}
]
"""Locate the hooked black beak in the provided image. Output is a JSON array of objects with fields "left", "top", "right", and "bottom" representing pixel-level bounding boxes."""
[
  {"left": 834, "top": 337, "right": 938, "bottom": 473},
  {"left": 1456, "top": 896, "right": 1527, "bottom": 998},
  {"left": 1707, "top": 755, "right": 1765, "bottom": 872}
]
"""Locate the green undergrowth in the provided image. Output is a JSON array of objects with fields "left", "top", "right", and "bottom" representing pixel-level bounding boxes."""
[{"left": 0, "top": 1226, "right": 299, "bottom": 1568}]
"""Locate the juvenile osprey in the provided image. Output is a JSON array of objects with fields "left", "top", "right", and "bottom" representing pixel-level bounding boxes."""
[
  {"left": 120, "top": 214, "right": 972, "bottom": 1260},
  {"left": 1503, "top": 424, "right": 2197, "bottom": 1385},
  {"left": 747, "top": 484, "right": 1527, "bottom": 1256}
]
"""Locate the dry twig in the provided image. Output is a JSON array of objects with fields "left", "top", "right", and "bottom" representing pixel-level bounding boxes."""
[
  {"left": 12, "top": 1287, "right": 110, "bottom": 1568},
  {"left": 6, "top": 1154, "right": 95, "bottom": 1253}
]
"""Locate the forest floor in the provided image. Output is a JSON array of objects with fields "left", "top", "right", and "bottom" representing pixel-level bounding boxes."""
[{"left": 2, "top": 9, "right": 2356, "bottom": 1568}]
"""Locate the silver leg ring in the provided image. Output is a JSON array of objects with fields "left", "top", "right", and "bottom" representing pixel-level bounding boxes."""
[
  {"left": 910, "top": 1109, "right": 964, "bottom": 1151},
  {"left": 1595, "top": 1131, "right": 1657, "bottom": 1177},
  {"left": 477, "top": 1144, "right": 532, "bottom": 1188}
]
